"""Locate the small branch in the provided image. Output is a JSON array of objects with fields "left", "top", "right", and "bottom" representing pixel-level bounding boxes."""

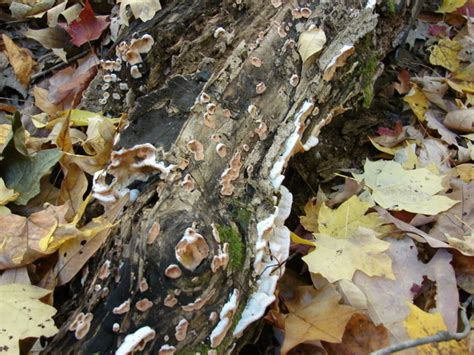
[{"left": 371, "top": 296, "right": 473, "bottom": 355}]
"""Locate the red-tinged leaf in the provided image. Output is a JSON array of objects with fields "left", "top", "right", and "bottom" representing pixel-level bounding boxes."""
[
  {"left": 61, "top": 0, "right": 109, "bottom": 47},
  {"left": 457, "top": 2, "right": 474, "bottom": 15},
  {"left": 429, "top": 24, "right": 449, "bottom": 37},
  {"left": 48, "top": 52, "right": 99, "bottom": 108},
  {"left": 394, "top": 69, "right": 410, "bottom": 95},
  {"left": 377, "top": 121, "right": 403, "bottom": 137}
]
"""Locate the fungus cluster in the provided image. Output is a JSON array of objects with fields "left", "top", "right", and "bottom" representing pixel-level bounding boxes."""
[
  {"left": 174, "top": 319, "right": 189, "bottom": 341},
  {"left": 211, "top": 243, "right": 230, "bottom": 273},
  {"left": 68, "top": 312, "right": 93, "bottom": 340},
  {"left": 219, "top": 151, "right": 242, "bottom": 196},
  {"left": 175, "top": 228, "right": 209, "bottom": 271}
]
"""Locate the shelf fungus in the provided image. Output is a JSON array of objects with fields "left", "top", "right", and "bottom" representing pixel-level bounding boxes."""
[
  {"left": 113, "top": 299, "right": 131, "bottom": 314},
  {"left": 182, "top": 290, "right": 215, "bottom": 312},
  {"left": 175, "top": 319, "right": 189, "bottom": 341},
  {"left": 255, "top": 82, "right": 267, "bottom": 94},
  {"left": 116, "top": 326, "right": 156, "bottom": 355},
  {"left": 210, "top": 289, "right": 239, "bottom": 348},
  {"left": 219, "top": 151, "right": 242, "bottom": 196},
  {"left": 180, "top": 174, "right": 195, "bottom": 192},
  {"left": 68, "top": 312, "right": 93, "bottom": 340},
  {"left": 186, "top": 140, "right": 205, "bottom": 161},
  {"left": 216, "top": 143, "right": 227, "bottom": 158},
  {"left": 158, "top": 345, "right": 176, "bottom": 355},
  {"left": 175, "top": 228, "right": 209, "bottom": 271},
  {"left": 164, "top": 294, "right": 178, "bottom": 308}
]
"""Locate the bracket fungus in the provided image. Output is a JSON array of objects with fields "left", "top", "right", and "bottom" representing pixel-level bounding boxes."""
[
  {"left": 219, "top": 151, "right": 242, "bottom": 196},
  {"left": 174, "top": 319, "right": 189, "bottom": 341},
  {"left": 68, "top": 312, "right": 93, "bottom": 340},
  {"left": 249, "top": 56, "right": 262, "bottom": 67},
  {"left": 164, "top": 294, "right": 178, "bottom": 308},
  {"left": 255, "top": 82, "right": 267, "bottom": 94},
  {"left": 159, "top": 345, "right": 176, "bottom": 355},
  {"left": 180, "top": 174, "right": 195, "bottom": 192},
  {"left": 115, "top": 326, "right": 156, "bottom": 355},
  {"left": 186, "top": 140, "right": 205, "bottom": 161},
  {"left": 113, "top": 299, "right": 131, "bottom": 314},
  {"left": 216, "top": 143, "right": 227, "bottom": 158},
  {"left": 210, "top": 289, "right": 239, "bottom": 348},
  {"left": 175, "top": 228, "right": 209, "bottom": 271},
  {"left": 211, "top": 243, "right": 230, "bottom": 272}
]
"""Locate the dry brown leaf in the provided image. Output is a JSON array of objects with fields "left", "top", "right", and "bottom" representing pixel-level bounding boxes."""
[
  {"left": 281, "top": 284, "right": 357, "bottom": 354},
  {"left": 33, "top": 85, "right": 63, "bottom": 116},
  {"left": 323, "top": 314, "right": 389, "bottom": 355},
  {"left": 444, "top": 108, "right": 474, "bottom": 132},
  {"left": 2, "top": 33, "right": 36, "bottom": 87}
]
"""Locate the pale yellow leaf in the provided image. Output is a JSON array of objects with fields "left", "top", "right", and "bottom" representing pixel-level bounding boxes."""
[
  {"left": 404, "top": 85, "right": 428, "bottom": 122},
  {"left": 297, "top": 28, "right": 326, "bottom": 64},
  {"left": 0, "top": 178, "right": 18, "bottom": 205},
  {"left": 354, "top": 160, "right": 458, "bottom": 215},
  {"left": 317, "top": 195, "right": 390, "bottom": 239},
  {"left": 118, "top": 0, "right": 161, "bottom": 25},
  {"left": 457, "top": 163, "right": 474, "bottom": 182},
  {"left": 0, "top": 284, "right": 58, "bottom": 354},
  {"left": 302, "top": 228, "right": 394, "bottom": 282}
]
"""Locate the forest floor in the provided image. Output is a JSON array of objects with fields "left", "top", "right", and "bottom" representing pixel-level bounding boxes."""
[{"left": 0, "top": 0, "right": 473, "bottom": 354}]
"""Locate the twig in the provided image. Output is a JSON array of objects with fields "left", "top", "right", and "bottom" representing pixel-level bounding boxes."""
[
  {"left": 31, "top": 50, "right": 91, "bottom": 83},
  {"left": 371, "top": 296, "right": 473, "bottom": 355}
]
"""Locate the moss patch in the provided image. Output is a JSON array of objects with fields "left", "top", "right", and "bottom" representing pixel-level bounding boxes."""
[
  {"left": 360, "top": 53, "right": 378, "bottom": 108},
  {"left": 216, "top": 224, "right": 245, "bottom": 270},
  {"left": 386, "top": 0, "right": 396, "bottom": 13}
]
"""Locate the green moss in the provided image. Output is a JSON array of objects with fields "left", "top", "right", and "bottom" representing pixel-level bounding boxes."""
[
  {"left": 359, "top": 53, "right": 378, "bottom": 108},
  {"left": 386, "top": 0, "right": 396, "bottom": 13},
  {"left": 216, "top": 225, "right": 245, "bottom": 270},
  {"left": 178, "top": 343, "right": 211, "bottom": 355}
]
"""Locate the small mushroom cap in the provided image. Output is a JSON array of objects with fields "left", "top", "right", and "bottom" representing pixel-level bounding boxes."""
[
  {"left": 175, "top": 228, "right": 209, "bottom": 271},
  {"left": 125, "top": 50, "right": 142, "bottom": 65},
  {"left": 136, "top": 298, "right": 154, "bottom": 312},
  {"left": 130, "top": 34, "right": 154, "bottom": 53},
  {"left": 130, "top": 65, "right": 142, "bottom": 79},
  {"left": 165, "top": 264, "right": 182, "bottom": 279}
]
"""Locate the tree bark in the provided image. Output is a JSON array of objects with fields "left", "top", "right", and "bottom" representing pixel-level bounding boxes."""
[{"left": 47, "top": 0, "right": 416, "bottom": 353}]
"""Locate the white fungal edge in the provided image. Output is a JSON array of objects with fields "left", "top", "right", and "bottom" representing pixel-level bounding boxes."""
[
  {"left": 324, "top": 44, "right": 354, "bottom": 72},
  {"left": 233, "top": 101, "right": 318, "bottom": 337},
  {"left": 365, "top": 0, "right": 376, "bottom": 9},
  {"left": 209, "top": 288, "right": 239, "bottom": 347},
  {"left": 269, "top": 100, "right": 315, "bottom": 189},
  {"left": 115, "top": 326, "right": 155, "bottom": 355}
]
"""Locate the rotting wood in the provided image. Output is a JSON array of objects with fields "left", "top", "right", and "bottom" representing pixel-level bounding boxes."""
[{"left": 47, "top": 0, "right": 416, "bottom": 353}]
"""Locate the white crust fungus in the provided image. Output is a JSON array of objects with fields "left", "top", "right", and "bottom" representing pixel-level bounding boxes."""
[
  {"left": 175, "top": 228, "right": 209, "bottom": 271},
  {"left": 210, "top": 289, "right": 239, "bottom": 348},
  {"left": 115, "top": 326, "right": 156, "bottom": 355}
]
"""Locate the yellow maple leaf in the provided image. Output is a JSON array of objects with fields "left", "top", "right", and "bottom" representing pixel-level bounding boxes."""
[
  {"left": 404, "top": 303, "right": 469, "bottom": 354},
  {"left": 430, "top": 38, "right": 462, "bottom": 72},
  {"left": 0, "top": 284, "right": 58, "bottom": 354},
  {"left": 404, "top": 85, "right": 428, "bottom": 122},
  {"left": 354, "top": 160, "right": 458, "bottom": 215},
  {"left": 302, "top": 228, "right": 394, "bottom": 282},
  {"left": 317, "top": 195, "right": 390, "bottom": 238},
  {"left": 436, "top": 0, "right": 467, "bottom": 13},
  {"left": 281, "top": 285, "right": 357, "bottom": 354}
]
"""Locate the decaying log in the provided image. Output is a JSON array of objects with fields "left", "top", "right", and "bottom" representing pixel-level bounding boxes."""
[{"left": 47, "top": 0, "right": 416, "bottom": 353}]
